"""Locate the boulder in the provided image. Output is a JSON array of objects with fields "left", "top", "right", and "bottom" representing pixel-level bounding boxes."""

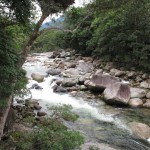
[
  {"left": 103, "top": 82, "right": 130, "bottom": 105},
  {"left": 136, "top": 76, "right": 143, "bottom": 82},
  {"left": 46, "top": 68, "right": 61, "bottom": 76},
  {"left": 140, "top": 81, "right": 150, "bottom": 89},
  {"left": 52, "top": 84, "right": 67, "bottom": 93},
  {"left": 128, "top": 122, "right": 150, "bottom": 140},
  {"left": 77, "top": 60, "right": 93, "bottom": 73},
  {"left": 37, "top": 111, "right": 47, "bottom": 117},
  {"left": 128, "top": 98, "right": 143, "bottom": 107},
  {"left": 110, "top": 68, "right": 119, "bottom": 75},
  {"left": 142, "top": 73, "right": 149, "bottom": 80},
  {"left": 31, "top": 73, "right": 44, "bottom": 82},
  {"left": 127, "top": 71, "right": 136, "bottom": 78},
  {"left": 78, "top": 77, "right": 86, "bottom": 85},
  {"left": 130, "top": 87, "right": 146, "bottom": 98},
  {"left": 64, "top": 68, "right": 80, "bottom": 76},
  {"left": 62, "top": 78, "right": 77, "bottom": 87},
  {"left": 146, "top": 91, "right": 150, "bottom": 99},
  {"left": 60, "top": 51, "right": 66, "bottom": 58},
  {"left": 78, "top": 74, "right": 91, "bottom": 85},
  {"left": 84, "top": 74, "right": 120, "bottom": 92},
  {"left": 79, "top": 85, "right": 88, "bottom": 91},
  {"left": 143, "top": 99, "right": 150, "bottom": 108},
  {"left": 34, "top": 104, "right": 42, "bottom": 110},
  {"left": 104, "top": 62, "right": 115, "bottom": 70},
  {"left": 68, "top": 63, "right": 76, "bottom": 68},
  {"left": 48, "top": 51, "right": 60, "bottom": 58},
  {"left": 95, "top": 69, "right": 103, "bottom": 75},
  {"left": 115, "top": 71, "right": 126, "bottom": 77},
  {"left": 30, "top": 83, "right": 43, "bottom": 90}
]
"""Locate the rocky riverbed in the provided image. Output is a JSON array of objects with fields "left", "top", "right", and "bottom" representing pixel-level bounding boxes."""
[{"left": 13, "top": 49, "right": 150, "bottom": 150}]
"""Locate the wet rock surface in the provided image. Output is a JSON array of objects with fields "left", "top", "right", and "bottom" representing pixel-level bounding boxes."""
[
  {"left": 128, "top": 122, "right": 150, "bottom": 140},
  {"left": 103, "top": 82, "right": 130, "bottom": 105},
  {"left": 31, "top": 73, "right": 44, "bottom": 82}
]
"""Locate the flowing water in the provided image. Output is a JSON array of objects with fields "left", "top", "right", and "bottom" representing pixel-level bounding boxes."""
[{"left": 17, "top": 53, "right": 150, "bottom": 150}]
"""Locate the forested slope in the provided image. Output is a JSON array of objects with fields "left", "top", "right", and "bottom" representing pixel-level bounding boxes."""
[{"left": 34, "top": 0, "right": 150, "bottom": 72}]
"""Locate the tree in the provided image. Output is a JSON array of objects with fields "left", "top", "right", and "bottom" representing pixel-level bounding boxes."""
[
  {"left": 20, "top": 0, "right": 75, "bottom": 65},
  {"left": 0, "top": 0, "right": 75, "bottom": 104}
]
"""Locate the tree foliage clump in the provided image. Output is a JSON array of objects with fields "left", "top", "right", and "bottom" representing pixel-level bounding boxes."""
[
  {"left": 0, "top": 26, "right": 18, "bottom": 99},
  {"left": 0, "top": 105, "right": 84, "bottom": 150},
  {"left": 0, "top": 0, "right": 75, "bottom": 105},
  {"left": 31, "top": 30, "right": 61, "bottom": 52},
  {"left": 56, "top": 7, "right": 95, "bottom": 56},
  {"left": 56, "top": 0, "right": 150, "bottom": 71}
]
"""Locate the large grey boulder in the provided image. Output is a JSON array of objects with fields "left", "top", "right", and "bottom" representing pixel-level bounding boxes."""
[
  {"left": 128, "top": 98, "right": 143, "bottom": 107},
  {"left": 130, "top": 87, "right": 146, "bottom": 98},
  {"left": 84, "top": 74, "right": 120, "bottom": 92},
  {"left": 48, "top": 51, "right": 60, "bottom": 58},
  {"left": 103, "top": 82, "right": 130, "bottom": 105},
  {"left": 140, "top": 81, "right": 150, "bottom": 89},
  {"left": 62, "top": 78, "right": 77, "bottom": 87},
  {"left": 31, "top": 73, "right": 44, "bottom": 83},
  {"left": 46, "top": 68, "right": 61, "bottom": 76},
  {"left": 128, "top": 122, "right": 150, "bottom": 140}
]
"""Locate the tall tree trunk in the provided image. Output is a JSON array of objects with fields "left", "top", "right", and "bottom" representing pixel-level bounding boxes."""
[{"left": 19, "top": 14, "right": 47, "bottom": 66}]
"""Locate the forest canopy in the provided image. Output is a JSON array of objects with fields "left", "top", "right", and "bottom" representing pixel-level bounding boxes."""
[
  {"left": 52, "top": 0, "right": 150, "bottom": 71},
  {"left": 0, "top": 0, "right": 75, "bottom": 104}
]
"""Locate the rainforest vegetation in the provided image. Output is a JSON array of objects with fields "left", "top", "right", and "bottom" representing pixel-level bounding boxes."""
[
  {"left": 0, "top": 0, "right": 150, "bottom": 149},
  {"left": 32, "top": 0, "right": 150, "bottom": 71}
]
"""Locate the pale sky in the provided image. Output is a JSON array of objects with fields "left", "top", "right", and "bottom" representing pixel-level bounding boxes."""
[
  {"left": 42, "top": 0, "right": 92, "bottom": 23},
  {"left": 33, "top": 0, "right": 92, "bottom": 23},
  {"left": 73, "top": 0, "right": 91, "bottom": 7}
]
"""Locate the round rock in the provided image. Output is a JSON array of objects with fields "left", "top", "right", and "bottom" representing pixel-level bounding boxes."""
[{"left": 129, "top": 98, "right": 143, "bottom": 107}]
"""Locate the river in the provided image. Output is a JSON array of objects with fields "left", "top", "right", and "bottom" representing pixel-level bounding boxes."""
[{"left": 16, "top": 52, "right": 150, "bottom": 150}]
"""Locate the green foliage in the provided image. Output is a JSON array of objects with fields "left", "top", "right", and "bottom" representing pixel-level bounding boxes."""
[
  {"left": 0, "top": 99, "right": 7, "bottom": 108},
  {"left": 49, "top": 104, "right": 79, "bottom": 122},
  {"left": 0, "top": 23, "right": 29, "bottom": 107},
  {"left": 56, "top": 7, "right": 94, "bottom": 56},
  {"left": 92, "top": 0, "right": 150, "bottom": 71},
  {"left": 56, "top": 0, "right": 150, "bottom": 71},
  {"left": 14, "top": 69, "right": 28, "bottom": 94},
  {"left": 31, "top": 30, "right": 61, "bottom": 52},
  {"left": 0, "top": 26, "right": 18, "bottom": 98},
  {"left": 0, "top": 0, "right": 32, "bottom": 24},
  {"left": 0, "top": 105, "right": 84, "bottom": 150}
]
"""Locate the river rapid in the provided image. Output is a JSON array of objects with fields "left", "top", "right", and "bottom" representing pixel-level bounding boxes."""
[{"left": 16, "top": 52, "right": 150, "bottom": 150}]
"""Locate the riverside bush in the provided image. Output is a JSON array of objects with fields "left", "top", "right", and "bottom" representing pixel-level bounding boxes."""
[{"left": 0, "top": 105, "right": 84, "bottom": 150}]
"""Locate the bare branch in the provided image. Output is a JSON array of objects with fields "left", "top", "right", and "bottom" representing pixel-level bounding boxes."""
[{"left": 72, "top": 12, "right": 93, "bottom": 32}]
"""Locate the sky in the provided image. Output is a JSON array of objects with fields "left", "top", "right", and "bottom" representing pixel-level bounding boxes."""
[
  {"left": 42, "top": 0, "right": 92, "bottom": 23},
  {"left": 73, "top": 0, "right": 91, "bottom": 7}
]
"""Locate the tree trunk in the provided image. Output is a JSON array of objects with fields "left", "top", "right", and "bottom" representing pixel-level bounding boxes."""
[{"left": 19, "top": 14, "right": 47, "bottom": 66}]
